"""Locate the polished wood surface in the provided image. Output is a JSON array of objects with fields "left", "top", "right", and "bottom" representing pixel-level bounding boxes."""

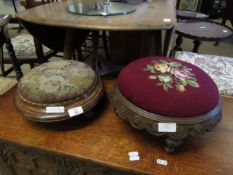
[
  {"left": 0, "top": 80, "right": 233, "bottom": 174},
  {"left": 17, "top": 0, "right": 176, "bottom": 31},
  {"left": 18, "top": 0, "right": 176, "bottom": 60}
]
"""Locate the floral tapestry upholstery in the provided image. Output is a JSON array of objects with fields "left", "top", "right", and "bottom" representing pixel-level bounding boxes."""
[
  {"left": 3, "top": 33, "right": 49, "bottom": 59},
  {"left": 117, "top": 57, "right": 219, "bottom": 118},
  {"left": 18, "top": 60, "right": 96, "bottom": 104},
  {"left": 175, "top": 51, "right": 233, "bottom": 97}
]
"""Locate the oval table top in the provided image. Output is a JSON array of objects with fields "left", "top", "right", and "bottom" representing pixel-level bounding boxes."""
[
  {"left": 176, "top": 21, "right": 233, "bottom": 41},
  {"left": 16, "top": 0, "right": 176, "bottom": 31}
]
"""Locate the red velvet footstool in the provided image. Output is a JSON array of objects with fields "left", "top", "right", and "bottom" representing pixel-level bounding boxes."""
[{"left": 112, "top": 57, "right": 222, "bottom": 152}]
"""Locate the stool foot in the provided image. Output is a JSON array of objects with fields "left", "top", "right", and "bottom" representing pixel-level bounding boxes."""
[{"left": 165, "top": 137, "right": 183, "bottom": 153}]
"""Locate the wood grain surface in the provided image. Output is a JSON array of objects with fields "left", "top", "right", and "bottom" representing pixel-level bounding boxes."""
[
  {"left": 17, "top": 0, "right": 176, "bottom": 31},
  {"left": 0, "top": 80, "right": 233, "bottom": 175}
]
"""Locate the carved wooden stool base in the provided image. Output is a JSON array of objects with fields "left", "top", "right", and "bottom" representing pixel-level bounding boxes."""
[{"left": 112, "top": 85, "right": 222, "bottom": 152}]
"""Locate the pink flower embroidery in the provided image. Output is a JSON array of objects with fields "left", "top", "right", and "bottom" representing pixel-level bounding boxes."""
[
  {"left": 144, "top": 60, "right": 199, "bottom": 92},
  {"left": 171, "top": 69, "right": 190, "bottom": 80}
]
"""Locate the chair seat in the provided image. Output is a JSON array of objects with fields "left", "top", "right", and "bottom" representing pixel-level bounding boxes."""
[
  {"left": 3, "top": 33, "right": 50, "bottom": 59},
  {"left": 0, "top": 77, "right": 17, "bottom": 95},
  {"left": 175, "top": 51, "right": 233, "bottom": 97}
]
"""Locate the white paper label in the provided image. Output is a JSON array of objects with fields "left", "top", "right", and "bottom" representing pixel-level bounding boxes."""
[
  {"left": 199, "top": 26, "right": 207, "bottom": 29},
  {"left": 158, "top": 123, "right": 176, "bottom": 132},
  {"left": 128, "top": 151, "right": 140, "bottom": 161},
  {"left": 156, "top": 159, "right": 168, "bottom": 166},
  {"left": 128, "top": 151, "right": 139, "bottom": 157},
  {"left": 129, "top": 155, "right": 140, "bottom": 161},
  {"left": 68, "top": 106, "right": 84, "bottom": 117},
  {"left": 46, "top": 106, "right": 64, "bottom": 113},
  {"left": 163, "top": 18, "right": 171, "bottom": 22}
]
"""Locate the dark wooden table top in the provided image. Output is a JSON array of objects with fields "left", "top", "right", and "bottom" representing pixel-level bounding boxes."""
[
  {"left": 0, "top": 80, "right": 233, "bottom": 175},
  {"left": 176, "top": 21, "right": 233, "bottom": 41}
]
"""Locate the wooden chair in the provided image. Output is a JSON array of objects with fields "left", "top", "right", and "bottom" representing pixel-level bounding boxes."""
[
  {"left": 0, "top": 14, "right": 23, "bottom": 80},
  {"left": 0, "top": 0, "right": 59, "bottom": 79},
  {"left": 22, "top": 0, "right": 89, "bottom": 61},
  {"left": 176, "top": 0, "right": 203, "bottom": 12},
  {"left": 23, "top": 0, "right": 60, "bottom": 9}
]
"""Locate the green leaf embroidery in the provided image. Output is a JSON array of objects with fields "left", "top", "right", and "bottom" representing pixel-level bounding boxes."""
[
  {"left": 169, "top": 62, "right": 182, "bottom": 68},
  {"left": 186, "top": 80, "right": 200, "bottom": 88},
  {"left": 163, "top": 84, "right": 169, "bottom": 91},
  {"left": 179, "top": 79, "right": 187, "bottom": 86}
]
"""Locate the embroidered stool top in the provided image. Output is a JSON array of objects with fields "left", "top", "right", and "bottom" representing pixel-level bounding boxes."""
[
  {"left": 117, "top": 57, "right": 219, "bottom": 118},
  {"left": 15, "top": 60, "right": 103, "bottom": 122}
]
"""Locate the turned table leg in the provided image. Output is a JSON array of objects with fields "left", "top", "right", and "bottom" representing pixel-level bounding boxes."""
[
  {"left": 193, "top": 40, "right": 201, "bottom": 53},
  {"left": 63, "top": 28, "right": 76, "bottom": 60},
  {"left": 173, "top": 35, "right": 183, "bottom": 52}
]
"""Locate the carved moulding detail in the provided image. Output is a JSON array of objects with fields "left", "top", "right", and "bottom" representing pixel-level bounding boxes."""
[
  {"left": 0, "top": 141, "right": 142, "bottom": 175},
  {"left": 111, "top": 85, "right": 222, "bottom": 152}
]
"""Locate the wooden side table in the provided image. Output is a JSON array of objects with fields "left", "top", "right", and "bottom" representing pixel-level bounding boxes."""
[{"left": 174, "top": 21, "right": 233, "bottom": 53}]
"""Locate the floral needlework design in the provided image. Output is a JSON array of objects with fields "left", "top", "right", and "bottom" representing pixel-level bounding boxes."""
[{"left": 144, "top": 60, "right": 200, "bottom": 92}]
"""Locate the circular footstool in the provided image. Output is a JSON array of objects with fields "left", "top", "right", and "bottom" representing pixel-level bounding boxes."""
[
  {"left": 15, "top": 60, "right": 103, "bottom": 122},
  {"left": 112, "top": 57, "right": 222, "bottom": 152}
]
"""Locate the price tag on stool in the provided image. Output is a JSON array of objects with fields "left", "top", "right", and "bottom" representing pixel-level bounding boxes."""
[
  {"left": 158, "top": 123, "right": 176, "bottom": 132},
  {"left": 68, "top": 106, "right": 84, "bottom": 117},
  {"left": 128, "top": 151, "right": 140, "bottom": 161},
  {"left": 46, "top": 106, "right": 64, "bottom": 113},
  {"left": 156, "top": 159, "right": 168, "bottom": 166}
]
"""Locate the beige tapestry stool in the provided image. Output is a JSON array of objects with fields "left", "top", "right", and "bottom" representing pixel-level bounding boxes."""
[{"left": 15, "top": 60, "right": 103, "bottom": 122}]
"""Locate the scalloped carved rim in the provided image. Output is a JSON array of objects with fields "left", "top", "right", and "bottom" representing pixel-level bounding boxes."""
[{"left": 112, "top": 84, "right": 222, "bottom": 140}]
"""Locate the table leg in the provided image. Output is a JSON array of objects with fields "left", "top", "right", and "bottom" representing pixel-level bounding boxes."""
[
  {"left": 151, "top": 30, "right": 162, "bottom": 56},
  {"left": 63, "top": 29, "right": 76, "bottom": 60},
  {"left": 193, "top": 40, "right": 201, "bottom": 53},
  {"left": 109, "top": 31, "right": 162, "bottom": 65},
  {"left": 91, "top": 31, "right": 120, "bottom": 74},
  {"left": 163, "top": 26, "right": 176, "bottom": 57},
  {"left": 91, "top": 31, "right": 99, "bottom": 70},
  {"left": 173, "top": 34, "right": 183, "bottom": 52}
]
